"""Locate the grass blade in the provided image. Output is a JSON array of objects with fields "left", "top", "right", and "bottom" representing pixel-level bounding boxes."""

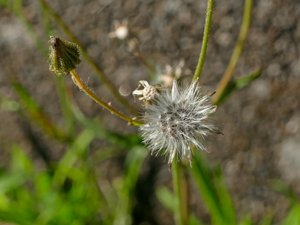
[
  {"left": 212, "top": 0, "right": 253, "bottom": 103},
  {"left": 156, "top": 187, "right": 204, "bottom": 225},
  {"left": 189, "top": 152, "right": 231, "bottom": 225},
  {"left": 113, "top": 147, "right": 148, "bottom": 225},
  {"left": 10, "top": 77, "right": 71, "bottom": 142}
]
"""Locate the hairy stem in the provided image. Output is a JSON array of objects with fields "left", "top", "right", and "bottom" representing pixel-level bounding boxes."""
[
  {"left": 70, "top": 70, "right": 143, "bottom": 126},
  {"left": 212, "top": 0, "right": 252, "bottom": 104},
  {"left": 36, "top": 0, "right": 137, "bottom": 114},
  {"left": 172, "top": 161, "right": 184, "bottom": 225},
  {"left": 192, "top": 0, "right": 214, "bottom": 81}
]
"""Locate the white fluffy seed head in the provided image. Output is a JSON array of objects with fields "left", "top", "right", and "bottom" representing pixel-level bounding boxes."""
[{"left": 139, "top": 80, "right": 221, "bottom": 170}]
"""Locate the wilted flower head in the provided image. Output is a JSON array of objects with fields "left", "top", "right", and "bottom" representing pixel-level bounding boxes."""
[
  {"left": 140, "top": 80, "right": 222, "bottom": 170},
  {"left": 48, "top": 36, "right": 81, "bottom": 75},
  {"left": 133, "top": 80, "right": 160, "bottom": 102}
]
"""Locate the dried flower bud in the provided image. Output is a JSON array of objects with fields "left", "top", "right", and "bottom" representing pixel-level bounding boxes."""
[{"left": 48, "top": 36, "right": 81, "bottom": 75}]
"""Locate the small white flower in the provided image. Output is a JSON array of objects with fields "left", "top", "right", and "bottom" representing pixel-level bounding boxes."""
[
  {"left": 108, "top": 20, "right": 129, "bottom": 40},
  {"left": 140, "top": 80, "right": 222, "bottom": 170}
]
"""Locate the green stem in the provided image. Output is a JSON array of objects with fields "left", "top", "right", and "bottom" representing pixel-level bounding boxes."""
[
  {"left": 70, "top": 70, "right": 143, "bottom": 126},
  {"left": 181, "top": 166, "right": 189, "bottom": 224},
  {"left": 192, "top": 0, "right": 214, "bottom": 82},
  {"left": 212, "top": 0, "right": 252, "bottom": 104},
  {"left": 172, "top": 161, "right": 184, "bottom": 225},
  {"left": 36, "top": 0, "right": 137, "bottom": 115}
]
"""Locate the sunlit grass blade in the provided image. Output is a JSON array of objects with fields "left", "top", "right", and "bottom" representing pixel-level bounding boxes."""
[
  {"left": 10, "top": 77, "right": 72, "bottom": 142},
  {"left": 271, "top": 180, "right": 300, "bottom": 225},
  {"left": 280, "top": 204, "right": 300, "bottom": 225},
  {"left": 271, "top": 180, "right": 298, "bottom": 201},
  {"left": 52, "top": 129, "right": 95, "bottom": 186},
  {"left": 213, "top": 69, "right": 262, "bottom": 105},
  {"left": 239, "top": 215, "right": 253, "bottom": 225},
  {"left": 92, "top": 147, "right": 121, "bottom": 162},
  {"left": 0, "top": 98, "right": 21, "bottom": 112},
  {"left": 113, "top": 147, "right": 148, "bottom": 225},
  {"left": 0, "top": 173, "right": 27, "bottom": 194},
  {"left": 259, "top": 214, "right": 274, "bottom": 225},
  {"left": 10, "top": 145, "right": 34, "bottom": 174},
  {"left": 213, "top": 165, "right": 236, "bottom": 224},
  {"left": 156, "top": 187, "right": 204, "bottom": 225},
  {"left": 35, "top": 129, "right": 107, "bottom": 224},
  {"left": 0, "top": 145, "right": 35, "bottom": 223},
  {"left": 189, "top": 152, "right": 229, "bottom": 225},
  {"left": 212, "top": 0, "right": 253, "bottom": 103},
  {"left": 156, "top": 187, "right": 174, "bottom": 212}
]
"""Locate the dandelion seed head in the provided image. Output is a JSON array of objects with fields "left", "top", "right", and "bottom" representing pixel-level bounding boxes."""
[{"left": 139, "top": 80, "right": 221, "bottom": 170}]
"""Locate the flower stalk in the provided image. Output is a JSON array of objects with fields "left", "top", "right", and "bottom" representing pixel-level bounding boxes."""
[
  {"left": 37, "top": 0, "right": 137, "bottom": 114},
  {"left": 48, "top": 36, "right": 143, "bottom": 126},
  {"left": 192, "top": 0, "right": 214, "bottom": 82},
  {"left": 172, "top": 161, "right": 184, "bottom": 225},
  {"left": 212, "top": 0, "right": 252, "bottom": 104},
  {"left": 70, "top": 70, "right": 144, "bottom": 126}
]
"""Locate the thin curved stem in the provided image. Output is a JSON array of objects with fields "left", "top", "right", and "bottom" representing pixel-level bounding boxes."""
[
  {"left": 70, "top": 70, "right": 144, "bottom": 126},
  {"left": 192, "top": 0, "right": 214, "bottom": 82},
  {"left": 212, "top": 0, "right": 252, "bottom": 104},
  {"left": 36, "top": 0, "right": 137, "bottom": 115},
  {"left": 172, "top": 161, "right": 184, "bottom": 225}
]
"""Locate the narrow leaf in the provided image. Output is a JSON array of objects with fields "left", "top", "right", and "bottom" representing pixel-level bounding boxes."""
[
  {"left": 113, "top": 147, "right": 148, "bottom": 225},
  {"left": 215, "top": 69, "right": 262, "bottom": 105},
  {"left": 10, "top": 78, "right": 71, "bottom": 142},
  {"left": 189, "top": 152, "right": 226, "bottom": 225}
]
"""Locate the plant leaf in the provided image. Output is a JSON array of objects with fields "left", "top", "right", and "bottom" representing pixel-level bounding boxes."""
[{"left": 215, "top": 69, "right": 262, "bottom": 105}]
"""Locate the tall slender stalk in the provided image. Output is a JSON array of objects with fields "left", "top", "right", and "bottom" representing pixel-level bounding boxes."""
[
  {"left": 172, "top": 161, "right": 184, "bottom": 225},
  {"left": 36, "top": 0, "right": 137, "bottom": 114},
  {"left": 181, "top": 166, "right": 189, "bottom": 224},
  {"left": 212, "top": 0, "right": 252, "bottom": 104},
  {"left": 70, "top": 70, "right": 143, "bottom": 126},
  {"left": 192, "top": 0, "right": 214, "bottom": 82}
]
